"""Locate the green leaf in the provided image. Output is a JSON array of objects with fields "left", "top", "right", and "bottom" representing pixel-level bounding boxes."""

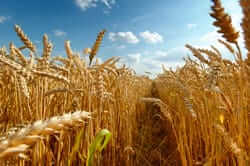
[{"left": 86, "top": 129, "right": 111, "bottom": 166}]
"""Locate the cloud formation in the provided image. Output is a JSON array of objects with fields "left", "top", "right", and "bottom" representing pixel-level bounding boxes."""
[
  {"left": 53, "top": 30, "right": 67, "bottom": 37},
  {"left": 75, "top": 0, "right": 115, "bottom": 11},
  {"left": 187, "top": 24, "right": 197, "bottom": 30},
  {"left": 117, "top": 45, "right": 126, "bottom": 49},
  {"left": 109, "top": 32, "right": 139, "bottom": 44},
  {"left": 0, "top": 16, "right": 9, "bottom": 23},
  {"left": 200, "top": 31, "right": 221, "bottom": 43},
  {"left": 139, "top": 31, "right": 163, "bottom": 44},
  {"left": 101, "top": 0, "right": 115, "bottom": 8},
  {"left": 126, "top": 53, "right": 141, "bottom": 64},
  {"left": 121, "top": 47, "right": 187, "bottom": 75}
]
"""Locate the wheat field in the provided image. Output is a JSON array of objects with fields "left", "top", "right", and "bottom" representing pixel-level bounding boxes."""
[{"left": 0, "top": 0, "right": 250, "bottom": 165}]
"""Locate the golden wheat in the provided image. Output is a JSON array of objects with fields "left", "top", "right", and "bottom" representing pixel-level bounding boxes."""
[
  {"left": 14, "top": 25, "right": 36, "bottom": 53},
  {"left": 0, "top": 111, "right": 91, "bottom": 159}
]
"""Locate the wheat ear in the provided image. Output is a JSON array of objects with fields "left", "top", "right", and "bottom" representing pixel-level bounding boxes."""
[
  {"left": 211, "top": 45, "right": 222, "bottom": 58},
  {"left": 42, "top": 34, "right": 53, "bottom": 59},
  {"left": 198, "top": 48, "right": 221, "bottom": 62},
  {"left": 0, "top": 55, "right": 23, "bottom": 71},
  {"left": 0, "top": 46, "right": 7, "bottom": 56},
  {"left": 210, "top": 0, "right": 243, "bottom": 63},
  {"left": 210, "top": 0, "right": 239, "bottom": 43},
  {"left": 0, "top": 111, "right": 91, "bottom": 159},
  {"left": 10, "top": 43, "right": 28, "bottom": 66},
  {"left": 185, "top": 44, "right": 210, "bottom": 65},
  {"left": 218, "top": 39, "right": 235, "bottom": 54},
  {"left": 89, "top": 29, "right": 106, "bottom": 66},
  {"left": 65, "top": 40, "right": 73, "bottom": 60},
  {"left": 14, "top": 25, "right": 36, "bottom": 53}
]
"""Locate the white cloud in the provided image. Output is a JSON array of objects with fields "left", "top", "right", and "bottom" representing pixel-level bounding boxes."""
[
  {"left": 101, "top": 0, "right": 115, "bottom": 8},
  {"left": 75, "top": 0, "right": 98, "bottom": 10},
  {"left": 34, "top": 40, "right": 41, "bottom": 44},
  {"left": 117, "top": 1, "right": 244, "bottom": 76},
  {"left": 117, "top": 45, "right": 126, "bottom": 49},
  {"left": 127, "top": 53, "right": 141, "bottom": 64},
  {"left": 139, "top": 31, "right": 163, "bottom": 44},
  {"left": 53, "top": 30, "right": 67, "bottom": 37},
  {"left": 0, "top": 16, "right": 9, "bottom": 23},
  {"left": 131, "top": 15, "right": 149, "bottom": 23},
  {"left": 154, "top": 50, "right": 167, "bottom": 57},
  {"left": 188, "top": 31, "right": 226, "bottom": 56},
  {"left": 120, "top": 47, "right": 187, "bottom": 75},
  {"left": 101, "top": 0, "right": 111, "bottom": 8},
  {"left": 187, "top": 24, "right": 197, "bottom": 30},
  {"left": 103, "top": 10, "right": 110, "bottom": 15},
  {"left": 200, "top": 31, "right": 221, "bottom": 43},
  {"left": 188, "top": 29, "right": 246, "bottom": 60},
  {"left": 109, "top": 30, "right": 163, "bottom": 45},
  {"left": 109, "top": 32, "right": 139, "bottom": 44},
  {"left": 75, "top": 0, "right": 115, "bottom": 11},
  {"left": 152, "top": 47, "right": 188, "bottom": 62}
]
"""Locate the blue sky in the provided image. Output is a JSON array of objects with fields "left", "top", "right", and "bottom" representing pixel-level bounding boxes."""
[{"left": 0, "top": 0, "right": 244, "bottom": 75}]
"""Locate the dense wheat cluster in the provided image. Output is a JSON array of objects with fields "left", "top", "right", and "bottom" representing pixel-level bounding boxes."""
[
  {"left": 0, "top": 25, "right": 151, "bottom": 165},
  {"left": 0, "top": 0, "right": 250, "bottom": 165}
]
